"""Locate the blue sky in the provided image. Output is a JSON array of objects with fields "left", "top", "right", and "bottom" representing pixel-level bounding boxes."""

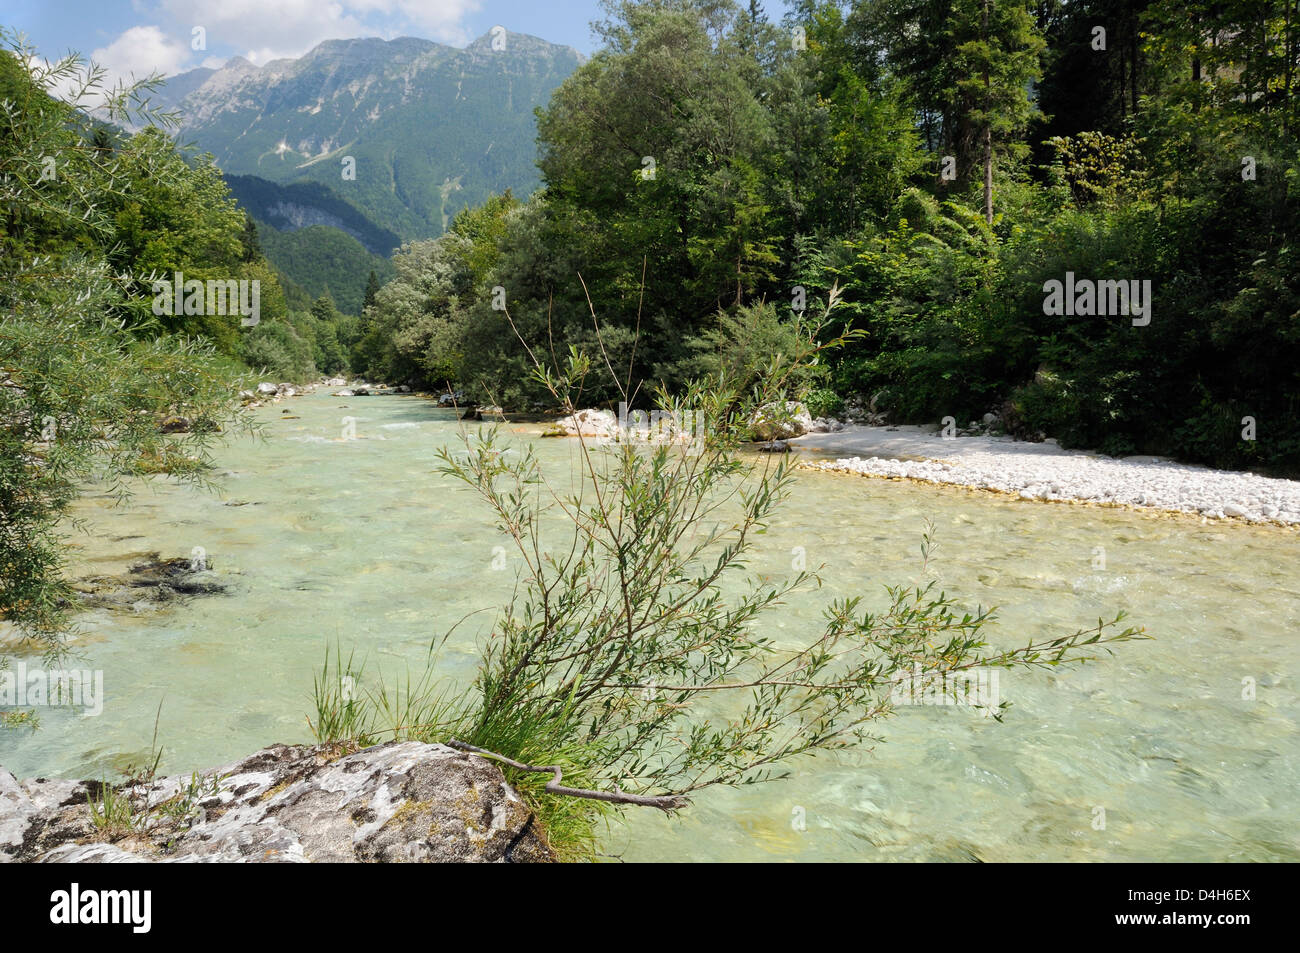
[{"left": 5, "top": 0, "right": 793, "bottom": 85}]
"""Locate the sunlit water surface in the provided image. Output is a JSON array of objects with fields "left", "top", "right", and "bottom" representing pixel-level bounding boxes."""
[{"left": 2, "top": 393, "right": 1296, "bottom": 861}]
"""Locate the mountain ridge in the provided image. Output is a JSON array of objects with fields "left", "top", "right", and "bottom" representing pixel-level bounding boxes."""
[{"left": 154, "top": 30, "right": 582, "bottom": 240}]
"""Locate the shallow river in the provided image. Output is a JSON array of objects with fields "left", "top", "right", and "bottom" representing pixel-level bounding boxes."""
[{"left": 3, "top": 393, "right": 1297, "bottom": 861}]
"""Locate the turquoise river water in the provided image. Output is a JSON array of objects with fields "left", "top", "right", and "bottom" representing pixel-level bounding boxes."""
[{"left": 2, "top": 392, "right": 1297, "bottom": 861}]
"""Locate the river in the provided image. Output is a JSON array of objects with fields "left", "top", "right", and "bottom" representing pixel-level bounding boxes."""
[{"left": 2, "top": 392, "right": 1297, "bottom": 861}]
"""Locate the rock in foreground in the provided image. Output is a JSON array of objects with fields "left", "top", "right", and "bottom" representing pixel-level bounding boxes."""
[{"left": 0, "top": 741, "right": 553, "bottom": 863}]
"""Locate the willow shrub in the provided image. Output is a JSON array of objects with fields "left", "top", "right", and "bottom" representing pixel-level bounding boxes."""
[
  {"left": 311, "top": 291, "right": 1147, "bottom": 859},
  {"left": 1, "top": 36, "right": 252, "bottom": 656}
]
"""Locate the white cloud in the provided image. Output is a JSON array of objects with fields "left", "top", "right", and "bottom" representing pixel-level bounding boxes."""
[
  {"left": 367, "top": 0, "right": 481, "bottom": 42},
  {"left": 91, "top": 25, "right": 191, "bottom": 84},
  {"left": 26, "top": 25, "right": 190, "bottom": 110},
  {"left": 157, "top": 0, "right": 481, "bottom": 65},
  {"left": 35, "top": 0, "right": 484, "bottom": 106}
]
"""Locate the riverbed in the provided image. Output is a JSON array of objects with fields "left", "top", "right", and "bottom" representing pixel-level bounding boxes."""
[{"left": 2, "top": 392, "right": 1297, "bottom": 861}]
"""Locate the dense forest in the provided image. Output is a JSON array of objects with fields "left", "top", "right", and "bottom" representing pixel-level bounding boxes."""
[{"left": 353, "top": 0, "right": 1300, "bottom": 473}]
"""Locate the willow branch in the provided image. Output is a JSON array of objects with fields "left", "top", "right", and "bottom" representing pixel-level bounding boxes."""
[{"left": 448, "top": 739, "right": 690, "bottom": 813}]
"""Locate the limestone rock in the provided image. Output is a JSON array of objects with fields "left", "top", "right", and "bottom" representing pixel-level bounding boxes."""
[
  {"left": 555, "top": 408, "right": 617, "bottom": 438},
  {"left": 0, "top": 742, "right": 553, "bottom": 863},
  {"left": 749, "top": 401, "right": 813, "bottom": 441}
]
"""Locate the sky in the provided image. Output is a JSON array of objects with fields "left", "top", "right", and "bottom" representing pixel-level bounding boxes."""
[{"left": 5, "top": 0, "right": 794, "bottom": 87}]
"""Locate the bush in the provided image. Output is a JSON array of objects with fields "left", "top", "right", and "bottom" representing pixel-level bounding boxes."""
[
  {"left": 804, "top": 387, "right": 844, "bottom": 418},
  {"left": 668, "top": 301, "right": 830, "bottom": 399},
  {"left": 309, "top": 303, "right": 1146, "bottom": 858},
  {"left": 0, "top": 40, "right": 252, "bottom": 653},
  {"left": 239, "top": 319, "right": 317, "bottom": 382}
]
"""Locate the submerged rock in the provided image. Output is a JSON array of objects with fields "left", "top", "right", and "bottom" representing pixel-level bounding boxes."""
[
  {"left": 71, "top": 552, "right": 231, "bottom": 612},
  {"left": 0, "top": 741, "right": 554, "bottom": 863}
]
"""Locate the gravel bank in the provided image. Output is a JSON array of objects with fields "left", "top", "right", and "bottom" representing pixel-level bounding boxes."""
[{"left": 791, "top": 425, "right": 1300, "bottom": 525}]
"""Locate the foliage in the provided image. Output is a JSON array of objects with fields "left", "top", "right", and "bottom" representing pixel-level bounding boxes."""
[
  {"left": 1045, "top": 131, "right": 1149, "bottom": 208},
  {"left": 672, "top": 300, "right": 831, "bottom": 399},
  {"left": 804, "top": 386, "right": 845, "bottom": 419},
  {"left": 239, "top": 314, "right": 318, "bottom": 382},
  {"left": 348, "top": 0, "right": 1300, "bottom": 471},
  {"left": 257, "top": 223, "right": 395, "bottom": 317},
  {"left": 0, "top": 35, "right": 255, "bottom": 653},
  {"left": 352, "top": 193, "right": 520, "bottom": 389}
]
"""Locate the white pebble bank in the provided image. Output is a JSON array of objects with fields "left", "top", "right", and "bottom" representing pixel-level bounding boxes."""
[{"left": 792, "top": 426, "right": 1300, "bottom": 526}]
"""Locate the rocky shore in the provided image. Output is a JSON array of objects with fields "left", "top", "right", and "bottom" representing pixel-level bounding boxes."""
[
  {"left": 0, "top": 741, "right": 552, "bottom": 863},
  {"left": 545, "top": 401, "right": 847, "bottom": 443},
  {"left": 236, "top": 377, "right": 413, "bottom": 409},
  {"left": 793, "top": 424, "right": 1300, "bottom": 525}
]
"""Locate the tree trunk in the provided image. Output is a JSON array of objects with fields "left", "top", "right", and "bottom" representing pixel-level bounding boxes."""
[
  {"left": 984, "top": 125, "right": 993, "bottom": 227},
  {"left": 1130, "top": 19, "right": 1139, "bottom": 115},
  {"left": 1119, "top": 40, "right": 1127, "bottom": 120},
  {"left": 982, "top": 0, "right": 993, "bottom": 228},
  {"left": 1286, "top": 0, "right": 1294, "bottom": 133}
]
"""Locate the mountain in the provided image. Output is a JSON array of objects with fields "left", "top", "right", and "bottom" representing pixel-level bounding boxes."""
[
  {"left": 157, "top": 32, "right": 582, "bottom": 241},
  {"left": 225, "top": 175, "right": 401, "bottom": 256}
]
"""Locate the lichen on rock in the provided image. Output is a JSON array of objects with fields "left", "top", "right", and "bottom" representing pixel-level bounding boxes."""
[{"left": 0, "top": 741, "right": 553, "bottom": 863}]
